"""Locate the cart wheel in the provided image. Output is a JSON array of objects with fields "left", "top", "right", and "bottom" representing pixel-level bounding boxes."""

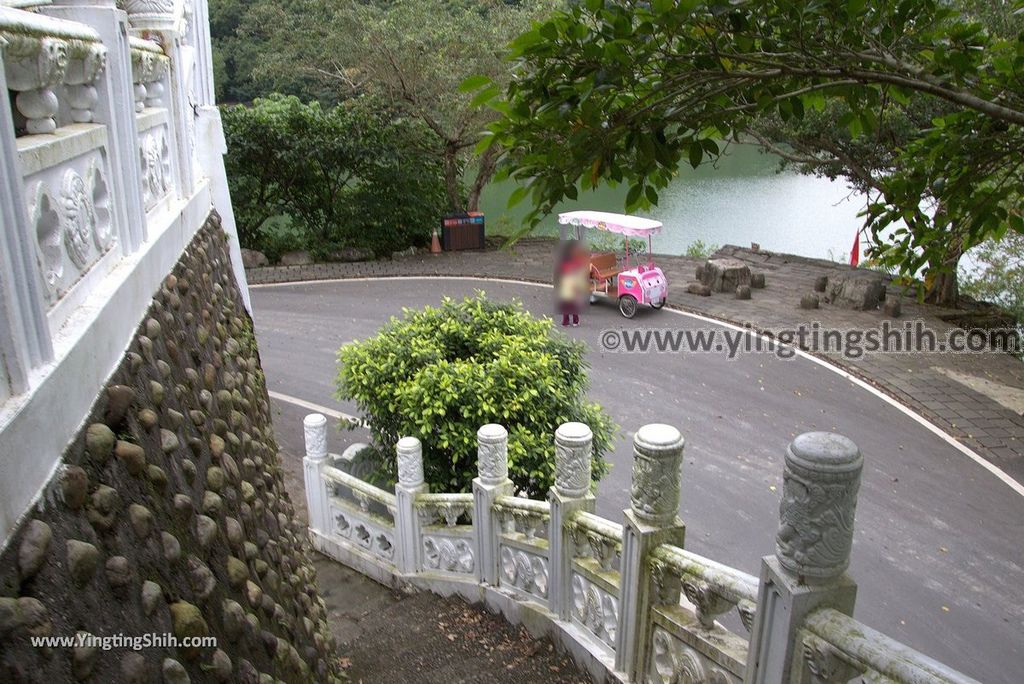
[
  {"left": 651, "top": 299, "right": 665, "bottom": 310},
  {"left": 619, "top": 295, "right": 638, "bottom": 319},
  {"left": 589, "top": 294, "right": 597, "bottom": 305}
]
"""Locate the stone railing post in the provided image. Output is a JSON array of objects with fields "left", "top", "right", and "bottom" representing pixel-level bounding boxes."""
[
  {"left": 42, "top": 0, "right": 149, "bottom": 252},
  {"left": 548, "top": 422, "right": 595, "bottom": 620},
  {"left": 0, "top": 31, "right": 54, "bottom": 393},
  {"left": 744, "top": 432, "right": 863, "bottom": 684},
  {"left": 394, "top": 436, "right": 428, "bottom": 575},
  {"left": 472, "top": 424, "right": 513, "bottom": 585},
  {"left": 615, "top": 424, "right": 686, "bottom": 680},
  {"left": 302, "top": 413, "right": 331, "bottom": 536}
]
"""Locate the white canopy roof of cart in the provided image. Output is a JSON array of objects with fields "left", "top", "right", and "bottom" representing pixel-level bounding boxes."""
[{"left": 557, "top": 210, "right": 662, "bottom": 237}]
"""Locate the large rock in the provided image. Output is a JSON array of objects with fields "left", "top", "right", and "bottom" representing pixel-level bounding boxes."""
[
  {"left": 825, "top": 275, "right": 886, "bottom": 310},
  {"left": 390, "top": 246, "right": 418, "bottom": 260},
  {"left": 278, "top": 251, "right": 313, "bottom": 266},
  {"left": 240, "top": 249, "right": 269, "bottom": 269},
  {"left": 326, "top": 247, "right": 374, "bottom": 263},
  {"left": 700, "top": 258, "right": 751, "bottom": 293}
]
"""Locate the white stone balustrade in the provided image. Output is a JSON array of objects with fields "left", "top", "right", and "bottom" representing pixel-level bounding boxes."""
[
  {"left": 306, "top": 417, "right": 983, "bottom": 684},
  {"left": 0, "top": 8, "right": 105, "bottom": 133},
  {"left": 0, "top": 0, "right": 249, "bottom": 545},
  {"left": 129, "top": 37, "right": 167, "bottom": 111}
]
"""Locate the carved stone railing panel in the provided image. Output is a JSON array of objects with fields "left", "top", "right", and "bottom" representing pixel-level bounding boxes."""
[
  {"left": 328, "top": 499, "right": 396, "bottom": 567},
  {"left": 494, "top": 496, "right": 550, "bottom": 602},
  {"left": 136, "top": 109, "right": 173, "bottom": 212},
  {"left": 647, "top": 623, "right": 742, "bottom": 684},
  {"left": 571, "top": 571, "right": 618, "bottom": 654},
  {"left": 17, "top": 125, "right": 117, "bottom": 325},
  {"left": 421, "top": 529, "right": 475, "bottom": 576},
  {"left": 498, "top": 542, "right": 549, "bottom": 603},
  {"left": 415, "top": 493, "right": 475, "bottom": 576}
]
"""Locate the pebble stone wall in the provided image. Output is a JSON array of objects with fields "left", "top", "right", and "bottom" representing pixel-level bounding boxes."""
[{"left": 0, "top": 213, "right": 342, "bottom": 683}]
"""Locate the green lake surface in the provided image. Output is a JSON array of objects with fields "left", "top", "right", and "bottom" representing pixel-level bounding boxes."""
[{"left": 479, "top": 144, "right": 868, "bottom": 262}]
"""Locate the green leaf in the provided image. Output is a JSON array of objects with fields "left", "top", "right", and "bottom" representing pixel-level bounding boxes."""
[
  {"left": 459, "top": 75, "right": 492, "bottom": 92},
  {"left": 688, "top": 143, "right": 702, "bottom": 169}
]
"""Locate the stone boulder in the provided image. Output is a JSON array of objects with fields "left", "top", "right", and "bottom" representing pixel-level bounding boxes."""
[
  {"left": 279, "top": 251, "right": 313, "bottom": 266},
  {"left": 239, "top": 249, "right": 268, "bottom": 269},
  {"left": 700, "top": 258, "right": 751, "bottom": 293},
  {"left": 390, "top": 246, "right": 418, "bottom": 260},
  {"left": 825, "top": 275, "right": 886, "bottom": 310},
  {"left": 326, "top": 247, "right": 374, "bottom": 263}
]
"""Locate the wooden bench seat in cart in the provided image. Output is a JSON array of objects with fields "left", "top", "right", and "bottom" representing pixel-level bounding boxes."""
[{"left": 589, "top": 252, "right": 621, "bottom": 284}]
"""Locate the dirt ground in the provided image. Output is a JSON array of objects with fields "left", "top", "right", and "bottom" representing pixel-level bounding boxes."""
[{"left": 314, "top": 556, "right": 594, "bottom": 683}]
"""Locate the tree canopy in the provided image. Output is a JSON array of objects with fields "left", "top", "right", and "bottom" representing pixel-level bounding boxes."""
[
  {"left": 242, "top": 0, "right": 554, "bottom": 212},
  {"left": 477, "top": 0, "right": 1024, "bottom": 297},
  {"left": 222, "top": 94, "right": 448, "bottom": 258}
]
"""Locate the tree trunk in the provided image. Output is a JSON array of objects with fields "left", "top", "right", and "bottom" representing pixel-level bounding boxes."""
[
  {"left": 443, "top": 144, "right": 464, "bottom": 213},
  {"left": 466, "top": 145, "right": 500, "bottom": 213},
  {"left": 924, "top": 236, "right": 962, "bottom": 308}
]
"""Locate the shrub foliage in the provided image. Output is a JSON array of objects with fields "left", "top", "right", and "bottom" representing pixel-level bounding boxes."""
[
  {"left": 336, "top": 294, "right": 615, "bottom": 496},
  {"left": 222, "top": 94, "right": 448, "bottom": 258}
]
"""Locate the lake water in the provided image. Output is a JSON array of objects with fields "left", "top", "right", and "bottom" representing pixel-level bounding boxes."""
[{"left": 479, "top": 144, "right": 868, "bottom": 262}]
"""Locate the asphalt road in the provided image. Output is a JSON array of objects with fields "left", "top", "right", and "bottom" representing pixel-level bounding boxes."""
[{"left": 251, "top": 277, "right": 1024, "bottom": 684}]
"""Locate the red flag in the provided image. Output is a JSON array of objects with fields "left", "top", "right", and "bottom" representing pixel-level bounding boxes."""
[{"left": 850, "top": 230, "right": 860, "bottom": 267}]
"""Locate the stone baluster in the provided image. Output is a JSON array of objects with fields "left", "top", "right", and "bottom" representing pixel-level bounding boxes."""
[
  {"left": 130, "top": 42, "right": 166, "bottom": 112},
  {"left": 744, "top": 432, "right": 863, "bottom": 684},
  {"left": 394, "top": 436, "right": 428, "bottom": 575},
  {"left": 472, "top": 424, "right": 513, "bottom": 585},
  {"left": 548, "top": 422, "right": 596, "bottom": 620},
  {"left": 64, "top": 41, "right": 108, "bottom": 123},
  {"left": 3, "top": 34, "right": 69, "bottom": 134},
  {"left": 615, "top": 424, "right": 686, "bottom": 680},
  {"left": 302, "top": 413, "right": 331, "bottom": 536}
]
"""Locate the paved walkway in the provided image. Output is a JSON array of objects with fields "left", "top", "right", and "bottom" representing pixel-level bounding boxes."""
[{"left": 247, "top": 240, "right": 1024, "bottom": 484}]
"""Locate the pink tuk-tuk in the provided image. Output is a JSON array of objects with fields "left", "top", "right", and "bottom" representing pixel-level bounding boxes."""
[{"left": 557, "top": 210, "right": 668, "bottom": 319}]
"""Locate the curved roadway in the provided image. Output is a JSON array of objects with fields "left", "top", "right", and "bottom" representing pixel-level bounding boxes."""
[{"left": 251, "top": 277, "right": 1024, "bottom": 684}]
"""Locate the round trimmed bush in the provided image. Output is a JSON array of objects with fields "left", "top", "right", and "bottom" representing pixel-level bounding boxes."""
[{"left": 336, "top": 293, "right": 614, "bottom": 496}]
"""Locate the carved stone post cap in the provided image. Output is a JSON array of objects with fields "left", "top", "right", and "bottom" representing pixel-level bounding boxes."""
[
  {"left": 396, "top": 436, "right": 424, "bottom": 487},
  {"left": 633, "top": 423, "right": 684, "bottom": 457},
  {"left": 554, "top": 422, "right": 593, "bottom": 498},
  {"left": 303, "top": 413, "right": 328, "bottom": 461},
  {"left": 477, "top": 423, "right": 508, "bottom": 444},
  {"left": 303, "top": 413, "right": 328, "bottom": 430},
  {"left": 787, "top": 432, "right": 862, "bottom": 476},
  {"left": 396, "top": 436, "right": 421, "bottom": 454},
  {"left": 777, "top": 432, "right": 862, "bottom": 582},
  {"left": 555, "top": 421, "right": 592, "bottom": 445},
  {"left": 629, "top": 424, "right": 685, "bottom": 524}
]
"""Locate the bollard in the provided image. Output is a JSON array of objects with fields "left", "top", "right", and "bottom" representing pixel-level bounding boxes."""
[
  {"left": 615, "top": 424, "right": 686, "bottom": 680},
  {"left": 548, "top": 422, "right": 596, "bottom": 620},
  {"left": 744, "top": 432, "right": 863, "bottom": 684},
  {"left": 302, "top": 413, "right": 331, "bottom": 536},
  {"left": 472, "top": 424, "right": 513, "bottom": 585},
  {"left": 394, "top": 436, "right": 428, "bottom": 574}
]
